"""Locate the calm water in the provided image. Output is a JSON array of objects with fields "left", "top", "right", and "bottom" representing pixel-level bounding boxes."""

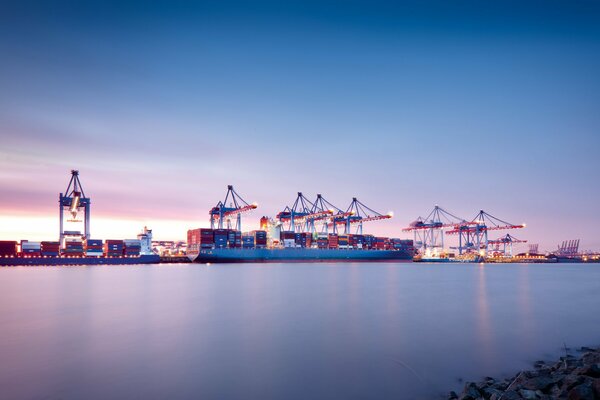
[{"left": 1, "top": 263, "right": 599, "bottom": 400}]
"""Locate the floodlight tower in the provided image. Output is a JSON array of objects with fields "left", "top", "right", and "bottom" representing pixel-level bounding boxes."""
[{"left": 59, "top": 170, "right": 91, "bottom": 242}]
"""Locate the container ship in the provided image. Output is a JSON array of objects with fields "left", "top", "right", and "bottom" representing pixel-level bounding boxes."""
[
  {"left": 0, "top": 228, "right": 160, "bottom": 266},
  {"left": 187, "top": 228, "right": 414, "bottom": 263},
  {"left": 187, "top": 187, "right": 414, "bottom": 263},
  {"left": 0, "top": 171, "right": 161, "bottom": 266}
]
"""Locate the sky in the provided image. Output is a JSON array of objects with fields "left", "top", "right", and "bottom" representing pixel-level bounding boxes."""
[{"left": 0, "top": 0, "right": 599, "bottom": 252}]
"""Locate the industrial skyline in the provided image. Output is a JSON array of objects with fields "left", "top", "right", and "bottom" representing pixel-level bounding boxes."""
[{"left": 1, "top": 1, "right": 599, "bottom": 250}]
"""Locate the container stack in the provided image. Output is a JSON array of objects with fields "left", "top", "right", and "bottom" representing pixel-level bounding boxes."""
[
  {"left": 231, "top": 231, "right": 242, "bottom": 248},
  {"left": 299, "top": 232, "right": 312, "bottom": 248},
  {"left": 350, "top": 235, "right": 364, "bottom": 249},
  {"left": 317, "top": 234, "right": 328, "bottom": 249},
  {"left": 391, "top": 239, "right": 414, "bottom": 254},
  {"left": 363, "top": 235, "right": 375, "bottom": 249},
  {"left": 63, "top": 239, "right": 84, "bottom": 256},
  {"left": 21, "top": 240, "right": 42, "bottom": 256},
  {"left": 187, "top": 228, "right": 216, "bottom": 250},
  {"left": 41, "top": 241, "right": 60, "bottom": 257},
  {"left": 253, "top": 231, "right": 267, "bottom": 248},
  {"left": 85, "top": 239, "right": 103, "bottom": 257},
  {"left": 328, "top": 234, "right": 339, "bottom": 249},
  {"left": 214, "top": 229, "right": 228, "bottom": 248},
  {"left": 124, "top": 240, "right": 142, "bottom": 257},
  {"left": 0, "top": 241, "right": 17, "bottom": 257},
  {"left": 242, "top": 235, "right": 255, "bottom": 249},
  {"left": 104, "top": 240, "right": 124, "bottom": 257},
  {"left": 281, "top": 231, "right": 295, "bottom": 248},
  {"left": 294, "top": 232, "right": 303, "bottom": 247},
  {"left": 373, "top": 237, "right": 387, "bottom": 250},
  {"left": 187, "top": 229, "right": 200, "bottom": 246},
  {"left": 200, "top": 229, "right": 215, "bottom": 249},
  {"left": 338, "top": 234, "right": 350, "bottom": 249},
  {"left": 227, "top": 230, "right": 236, "bottom": 248}
]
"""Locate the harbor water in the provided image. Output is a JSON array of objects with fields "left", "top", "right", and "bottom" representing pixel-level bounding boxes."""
[{"left": 1, "top": 263, "right": 599, "bottom": 399}]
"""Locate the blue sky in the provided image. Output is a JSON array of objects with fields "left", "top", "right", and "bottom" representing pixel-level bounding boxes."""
[{"left": 1, "top": 0, "right": 599, "bottom": 251}]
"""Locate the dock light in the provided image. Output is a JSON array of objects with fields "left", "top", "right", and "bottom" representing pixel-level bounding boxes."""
[
  {"left": 387, "top": 211, "right": 394, "bottom": 217},
  {"left": 522, "top": 223, "right": 527, "bottom": 227}
]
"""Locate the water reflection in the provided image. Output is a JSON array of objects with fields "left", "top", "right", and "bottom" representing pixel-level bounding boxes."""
[
  {"left": 475, "top": 264, "right": 494, "bottom": 370},
  {"left": 0, "top": 263, "right": 599, "bottom": 400}
]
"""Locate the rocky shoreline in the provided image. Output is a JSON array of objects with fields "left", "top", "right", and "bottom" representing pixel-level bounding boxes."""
[{"left": 448, "top": 347, "right": 600, "bottom": 400}]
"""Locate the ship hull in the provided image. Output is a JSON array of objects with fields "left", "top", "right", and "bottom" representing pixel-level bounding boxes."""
[
  {"left": 0, "top": 254, "right": 161, "bottom": 266},
  {"left": 188, "top": 248, "right": 413, "bottom": 263}
]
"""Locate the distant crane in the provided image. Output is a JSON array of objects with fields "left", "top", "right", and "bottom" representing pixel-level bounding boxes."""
[
  {"left": 59, "top": 170, "right": 91, "bottom": 242},
  {"left": 402, "top": 205, "right": 465, "bottom": 254},
  {"left": 528, "top": 244, "right": 539, "bottom": 254},
  {"left": 487, "top": 234, "right": 527, "bottom": 257},
  {"left": 209, "top": 185, "right": 257, "bottom": 231},
  {"left": 445, "top": 210, "right": 525, "bottom": 256},
  {"left": 556, "top": 239, "right": 580, "bottom": 257},
  {"left": 327, "top": 197, "right": 392, "bottom": 234}
]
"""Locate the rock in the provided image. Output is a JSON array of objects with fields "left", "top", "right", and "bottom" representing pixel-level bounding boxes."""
[
  {"left": 499, "top": 390, "right": 522, "bottom": 400},
  {"left": 550, "top": 373, "right": 566, "bottom": 385},
  {"left": 567, "top": 382, "right": 594, "bottom": 400},
  {"left": 491, "top": 381, "right": 508, "bottom": 391},
  {"left": 519, "top": 388, "right": 538, "bottom": 399},
  {"left": 561, "top": 374, "right": 583, "bottom": 390},
  {"left": 592, "top": 378, "right": 600, "bottom": 397},
  {"left": 447, "top": 390, "right": 458, "bottom": 399},
  {"left": 582, "top": 352, "right": 600, "bottom": 365},
  {"left": 584, "top": 363, "right": 600, "bottom": 378},
  {"left": 521, "top": 376, "right": 555, "bottom": 392},
  {"left": 481, "top": 386, "right": 503, "bottom": 399},
  {"left": 459, "top": 382, "right": 481, "bottom": 400}
]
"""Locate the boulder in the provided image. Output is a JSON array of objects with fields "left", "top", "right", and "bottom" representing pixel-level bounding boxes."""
[
  {"left": 521, "top": 376, "right": 555, "bottom": 392},
  {"left": 519, "top": 389, "right": 538, "bottom": 399},
  {"left": 584, "top": 363, "right": 600, "bottom": 378},
  {"left": 459, "top": 382, "right": 481, "bottom": 400},
  {"left": 592, "top": 378, "right": 600, "bottom": 397},
  {"left": 481, "top": 386, "right": 503, "bottom": 399},
  {"left": 499, "top": 390, "right": 523, "bottom": 400},
  {"left": 582, "top": 352, "right": 600, "bottom": 365},
  {"left": 567, "top": 382, "right": 594, "bottom": 400}
]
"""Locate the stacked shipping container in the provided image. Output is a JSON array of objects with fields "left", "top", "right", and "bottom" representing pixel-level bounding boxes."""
[
  {"left": 86, "top": 239, "right": 103, "bottom": 256},
  {"left": 328, "top": 234, "right": 339, "bottom": 249},
  {"left": 104, "top": 240, "right": 124, "bottom": 257},
  {"left": 21, "top": 240, "right": 41, "bottom": 256},
  {"left": 185, "top": 228, "right": 413, "bottom": 254},
  {"left": 0, "top": 241, "right": 17, "bottom": 257},
  {"left": 41, "top": 241, "right": 60, "bottom": 257},
  {"left": 254, "top": 231, "right": 267, "bottom": 248},
  {"left": 63, "top": 239, "right": 84, "bottom": 256},
  {"left": 214, "top": 229, "right": 228, "bottom": 248},
  {"left": 124, "top": 240, "right": 142, "bottom": 257},
  {"left": 317, "top": 234, "right": 328, "bottom": 249}
]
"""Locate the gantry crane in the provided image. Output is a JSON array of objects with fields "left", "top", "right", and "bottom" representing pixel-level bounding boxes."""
[
  {"left": 327, "top": 197, "right": 392, "bottom": 234},
  {"left": 402, "top": 205, "right": 465, "bottom": 254},
  {"left": 445, "top": 210, "right": 525, "bottom": 256},
  {"left": 310, "top": 194, "right": 350, "bottom": 233},
  {"left": 209, "top": 185, "right": 257, "bottom": 231},
  {"left": 487, "top": 234, "right": 527, "bottom": 257},
  {"left": 276, "top": 192, "right": 316, "bottom": 232},
  {"left": 59, "top": 170, "right": 91, "bottom": 242}
]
